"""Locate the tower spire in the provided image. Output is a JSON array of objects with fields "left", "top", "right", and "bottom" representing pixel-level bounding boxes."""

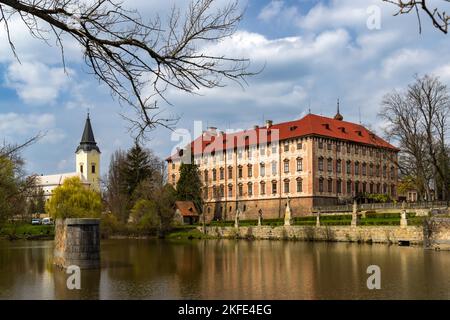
[
  {"left": 76, "top": 113, "right": 100, "bottom": 153},
  {"left": 334, "top": 98, "right": 343, "bottom": 121}
]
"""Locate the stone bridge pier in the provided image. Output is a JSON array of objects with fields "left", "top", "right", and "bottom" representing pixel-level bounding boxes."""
[{"left": 54, "top": 218, "right": 101, "bottom": 269}]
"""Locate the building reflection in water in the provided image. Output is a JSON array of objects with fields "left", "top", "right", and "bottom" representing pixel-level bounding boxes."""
[{"left": 1, "top": 239, "right": 450, "bottom": 299}]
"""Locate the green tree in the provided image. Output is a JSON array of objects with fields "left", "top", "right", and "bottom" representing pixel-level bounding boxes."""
[
  {"left": 46, "top": 177, "right": 102, "bottom": 219},
  {"left": 0, "top": 156, "right": 18, "bottom": 222},
  {"left": 121, "top": 143, "right": 154, "bottom": 197},
  {"left": 130, "top": 199, "right": 160, "bottom": 230},
  {"left": 176, "top": 163, "right": 203, "bottom": 212},
  {"left": 156, "top": 184, "right": 177, "bottom": 233}
]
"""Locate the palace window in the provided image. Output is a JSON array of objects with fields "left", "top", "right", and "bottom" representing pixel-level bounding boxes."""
[
  {"left": 272, "top": 161, "right": 277, "bottom": 175},
  {"left": 284, "top": 160, "right": 290, "bottom": 173},
  {"left": 369, "top": 163, "right": 373, "bottom": 176},
  {"left": 347, "top": 180, "right": 352, "bottom": 194},
  {"left": 346, "top": 161, "right": 351, "bottom": 174},
  {"left": 355, "top": 181, "right": 360, "bottom": 193},
  {"left": 260, "top": 163, "right": 266, "bottom": 177},
  {"left": 248, "top": 183, "right": 253, "bottom": 197},
  {"left": 370, "top": 182, "right": 374, "bottom": 194},
  {"left": 376, "top": 164, "right": 380, "bottom": 177},
  {"left": 212, "top": 169, "right": 217, "bottom": 181},
  {"left": 336, "top": 144, "right": 341, "bottom": 152},
  {"left": 228, "top": 184, "right": 233, "bottom": 196},
  {"left": 354, "top": 161, "right": 360, "bottom": 175},
  {"left": 383, "top": 165, "right": 387, "bottom": 178},
  {"left": 318, "top": 157, "right": 324, "bottom": 171},
  {"left": 296, "top": 178, "right": 303, "bottom": 193},
  {"left": 390, "top": 166, "right": 395, "bottom": 179},
  {"left": 284, "top": 143, "right": 289, "bottom": 152},
  {"left": 355, "top": 146, "right": 359, "bottom": 155},
  {"left": 228, "top": 166, "right": 233, "bottom": 179},
  {"left": 362, "top": 163, "right": 367, "bottom": 176},
  {"left": 296, "top": 158, "right": 303, "bottom": 172},
  {"left": 220, "top": 168, "right": 224, "bottom": 180},
  {"left": 238, "top": 184, "right": 243, "bottom": 197},
  {"left": 284, "top": 180, "right": 290, "bottom": 193},
  {"left": 336, "top": 159, "right": 342, "bottom": 173},
  {"left": 297, "top": 141, "right": 302, "bottom": 150},
  {"left": 318, "top": 140, "right": 323, "bottom": 149},
  {"left": 327, "top": 178, "right": 333, "bottom": 193},
  {"left": 347, "top": 145, "right": 351, "bottom": 154},
  {"left": 260, "top": 182, "right": 266, "bottom": 195},
  {"left": 238, "top": 166, "right": 243, "bottom": 179},
  {"left": 220, "top": 185, "right": 224, "bottom": 198},
  {"left": 327, "top": 142, "right": 332, "bottom": 150},
  {"left": 327, "top": 158, "right": 333, "bottom": 173},
  {"left": 260, "top": 145, "right": 266, "bottom": 156},
  {"left": 272, "top": 181, "right": 277, "bottom": 194},
  {"left": 319, "top": 178, "right": 324, "bottom": 193},
  {"left": 337, "top": 179, "right": 342, "bottom": 194},
  {"left": 247, "top": 164, "right": 253, "bottom": 178},
  {"left": 91, "top": 164, "right": 96, "bottom": 174}
]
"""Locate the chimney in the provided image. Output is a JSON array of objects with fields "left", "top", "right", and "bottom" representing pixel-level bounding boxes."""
[
  {"left": 207, "top": 126, "right": 217, "bottom": 136},
  {"left": 265, "top": 120, "right": 273, "bottom": 129},
  {"left": 253, "top": 125, "right": 259, "bottom": 130}
]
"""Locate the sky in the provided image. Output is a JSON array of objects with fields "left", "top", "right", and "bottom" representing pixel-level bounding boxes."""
[{"left": 1, "top": 0, "right": 450, "bottom": 178}]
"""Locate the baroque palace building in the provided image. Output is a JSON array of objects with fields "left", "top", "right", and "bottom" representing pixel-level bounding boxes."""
[
  {"left": 36, "top": 113, "right": 101, "bottom": 200},
  {"left": 167, "top": 107, "right": 399, "bottom": 221}
]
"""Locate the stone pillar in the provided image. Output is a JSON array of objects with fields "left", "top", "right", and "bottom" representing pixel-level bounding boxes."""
[
  {"left": 351, "top": 200, "right": 359, "bottom": 227},
  {"left": 400, "top": 210, "right": 408, "bottom": 228},
  {"left": 316, "top": 213, "right": 320, "bottom": 227},
  {"left": 54, "top": 218, "right": 100, "bottom": 269},
  {"left": 234, "top": 208, "right": 240, "bottom": 228},
  {"left": 257, "top": 209, "right": 263, "bottom": 227},
  {"left": 284, "top": 197, "right": 292, "bottom": 226}
]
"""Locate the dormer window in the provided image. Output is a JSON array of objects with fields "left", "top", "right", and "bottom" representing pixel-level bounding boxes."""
[
  {"left": 338, "top": 127, "right": 346, "bottom": 133},
  {"left": 355, "top": 130, "right": 362, "bottom": 136},
  {"left": 290, "top": 126, "right": 298, "bottom": 131},
  {"left": 322, "top": 123, "right": 330, "bottom": 130}
]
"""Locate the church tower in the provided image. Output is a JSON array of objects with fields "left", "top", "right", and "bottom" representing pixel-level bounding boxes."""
[{"left": 75, "top": 113, "right": 101, "bottom": 191}]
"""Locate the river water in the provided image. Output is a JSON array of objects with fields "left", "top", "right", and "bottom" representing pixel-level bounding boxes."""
[{"left": 0, "top": 239, "right": 449, "bottom": 299}]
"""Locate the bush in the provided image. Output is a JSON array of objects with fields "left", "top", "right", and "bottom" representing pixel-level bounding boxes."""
[{"left": 46, "top": 177, "right": 102, "bottom": 219}]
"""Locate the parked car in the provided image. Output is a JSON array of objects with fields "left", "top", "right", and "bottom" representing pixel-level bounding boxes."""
[
  {"left": 42, "top": 217, "right": 54, "bottom": 225},
  {"left": 31, "top": 218, "right": 41, "bottom": 225}
]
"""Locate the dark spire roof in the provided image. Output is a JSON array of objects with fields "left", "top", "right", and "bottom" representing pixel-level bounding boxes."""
[
  {"left": 334, "top": 98, "right": 344, "bottom": 121},
  {"left": 76, "top": 112, "right": 100, "bottom": 153}
]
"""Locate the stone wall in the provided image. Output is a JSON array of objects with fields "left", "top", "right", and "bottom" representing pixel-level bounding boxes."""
[
  {"left": 54, "top": 218, "right": 100, "bottom": 269},
  {"left": 424, "top": 217, "right": 450, "bottom": 250},
  {"left": 201, "top": 225, "right": 423, "bottom": 245}
]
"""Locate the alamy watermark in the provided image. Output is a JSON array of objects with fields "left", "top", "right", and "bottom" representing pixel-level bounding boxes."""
[
  {"left": 66, "top": 265, "right": 81, "bottom": 290},
  {"left": 366, "top": 265, "right": 381, "bottom": 290}
]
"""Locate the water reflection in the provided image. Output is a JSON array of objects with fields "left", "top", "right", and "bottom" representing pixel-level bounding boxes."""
[{"left": 0, "top": 239, "right": 449, "bottom": 299}]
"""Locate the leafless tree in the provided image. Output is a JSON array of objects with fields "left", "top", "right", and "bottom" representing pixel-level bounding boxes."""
[
  {"left": 380, "top": 74, "right": 450, "bottom": 201},
  {"left": 383, "top": 0, "right": 450, "bottom": 34},
  {"left": 0, "top": 0, "right": 255, "bottom": 138}
]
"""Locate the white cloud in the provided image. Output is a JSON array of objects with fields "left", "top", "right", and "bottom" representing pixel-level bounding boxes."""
[
  {"left": 5, "top": 62, "right": 73, "bottom": 105},
  {"left": 258, "top": 1, "right": 285, "bottom": 22},
  {"left": 0, "top": 113, "right": 55, "bottom": 136}
]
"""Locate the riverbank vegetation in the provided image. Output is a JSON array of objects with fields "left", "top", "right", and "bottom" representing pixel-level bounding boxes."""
[{"left": 0, "top": 223, "right": 54, "bottom": 240}]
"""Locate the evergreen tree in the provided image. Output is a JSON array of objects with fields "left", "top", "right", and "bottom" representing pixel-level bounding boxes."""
[
  {"left": 176, "top": 163, "right": 203, "bottom": 212},
  {"left": 122, "top": 143, "right": 153, "bottom": 197}
]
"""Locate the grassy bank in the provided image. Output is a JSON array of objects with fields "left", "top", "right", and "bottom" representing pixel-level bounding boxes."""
[{"left": 0, "top": 223, "right": 55, "bottom": 240}]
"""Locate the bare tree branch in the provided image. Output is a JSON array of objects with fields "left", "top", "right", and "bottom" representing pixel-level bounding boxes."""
[
  {"left": 384, "top": 0, "right": 450, "bottom": 34},
  {"left": 0, "top": 0, "right": 256, "bottom": 139}
]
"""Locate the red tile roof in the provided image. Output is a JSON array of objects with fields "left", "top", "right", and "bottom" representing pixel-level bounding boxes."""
[
  {"left": 175, "top": 201, "right": 199, "bottom": 217},
  {"left": 168, "top": 113, "right": 399, "bottom": 160}
]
